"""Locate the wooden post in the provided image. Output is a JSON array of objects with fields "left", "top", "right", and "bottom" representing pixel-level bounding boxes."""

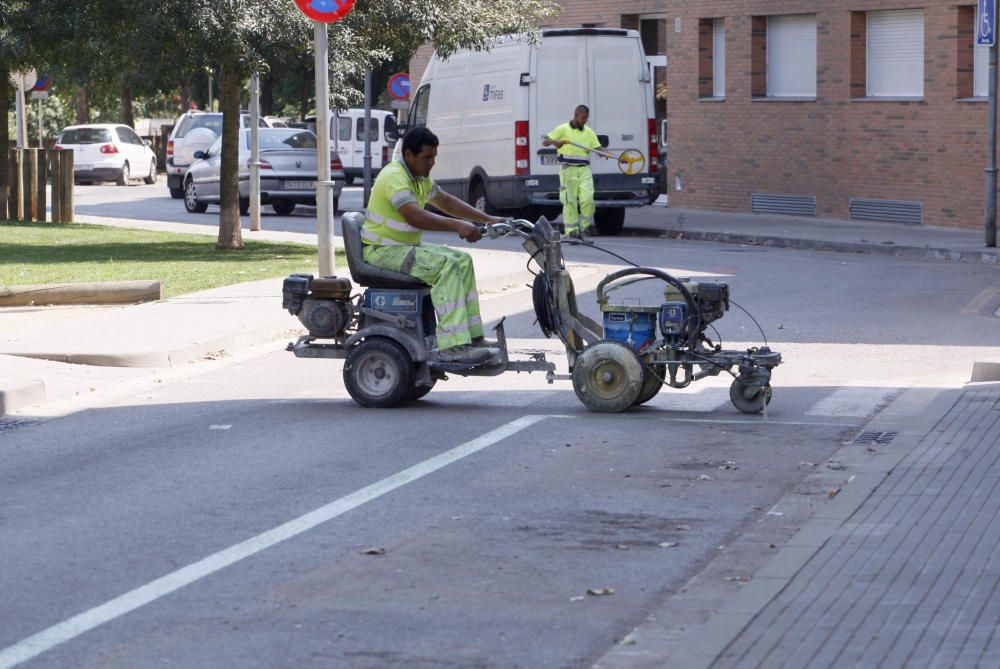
[
  {"left": 58, "top": 149, "right": 74, "bottom": 223},
  {"left": 9, "top": 149, "right": 24, "bottom": 221},
  {"left": 34, "top": 149, "right": 47, "bottom": 222},
  {"left": 20, "top": 149, "right": 32, "bottom": 221},
  {"left": 48, "top": 150, "right": 60, "bottom": 222},
  {"left": 26, "top": 149, "right": 42, "bottom": 221},
  {"left": 0, "top": 148, "right": 7, "bottom": 220}
]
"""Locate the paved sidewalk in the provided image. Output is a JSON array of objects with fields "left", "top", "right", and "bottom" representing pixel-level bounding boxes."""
[
  {"left": 626, "top": 207, "right": 1000, "bottom": 265},
  {"left": 714, "top": 385, "right": 1000, "bottom": 668}
]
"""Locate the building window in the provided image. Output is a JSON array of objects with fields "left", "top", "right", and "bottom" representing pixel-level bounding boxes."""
[
  {"left": 698, "top": 19, "right": 725, "bottom": 98},
  {"left": 866, "top": 9, "right": 924, "bottom": 98},
  {"left": 765, "top": 15, "right": 817, "bottom": 98}
]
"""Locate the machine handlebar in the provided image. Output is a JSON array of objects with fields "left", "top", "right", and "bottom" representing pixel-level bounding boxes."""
[{"left": 477, "top": 218, "right": 535, "bottom": 239}]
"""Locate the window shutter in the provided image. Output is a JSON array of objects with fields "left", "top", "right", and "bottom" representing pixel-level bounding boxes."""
[
  {"left": 767, "top": 15, "right": 817, "bottom": 97},
  {"left": 713, "top": 20, "right": 726, "bottom": 98},
  {"left": 867, "top": 10, "right": 924, "bottom": 97}
]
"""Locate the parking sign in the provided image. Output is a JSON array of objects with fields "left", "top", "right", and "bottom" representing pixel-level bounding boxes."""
[{"left": 980, "top": 0, "right": 996, "bottom": 46}]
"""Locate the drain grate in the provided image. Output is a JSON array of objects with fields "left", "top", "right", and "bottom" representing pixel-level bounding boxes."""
[
  {"left": 0, "top": 417, "right": 42, "bottom": 434},
  {"left": 854, "top": 431, "right": 898, "bottom": 445}
]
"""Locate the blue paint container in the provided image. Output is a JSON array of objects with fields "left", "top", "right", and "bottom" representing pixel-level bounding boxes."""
[{"left": 602, "top": 308, "right": 658, "bottom": 352}]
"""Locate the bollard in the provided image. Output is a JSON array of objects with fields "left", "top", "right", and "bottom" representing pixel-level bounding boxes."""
[{"left": 58, "top": 149, "right": 74, "bottom": 223}]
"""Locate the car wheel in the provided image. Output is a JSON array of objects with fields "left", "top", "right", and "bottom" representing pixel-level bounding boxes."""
[
  {"left": 184, "top": 178, "right": 208, "bottom": 213},
  {"left": 272, "top": 200, "right": 296, "bottom": 216},
  {"left": 239, "top": 198, "right": 250, "bottom": 216},
  {"left": 116, "top": 162, "right": 130, "bottom": 187},
  {"left": 344, "top": 175, "right": 355, "bottom": 186},
  {"left": 143, "top": 160, "right": 156, "bottom": 185},
  {"left": 332, "top": 197, "right": 340, "bottom": 213}
]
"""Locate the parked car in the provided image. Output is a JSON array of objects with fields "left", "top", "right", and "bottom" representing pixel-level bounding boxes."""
[
  {"left": 55, "top": 124, "right": 157, "bottom": 186},
  {"left": 165, "top": 111, "right": 270, "bottom": 199},
  {"left": 182, "top": 128, "right": 345, "bottom": 216},
  {"left": 402, "top": 28, "right": 660, "bottom": 235}
]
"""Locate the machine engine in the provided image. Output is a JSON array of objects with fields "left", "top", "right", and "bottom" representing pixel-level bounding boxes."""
[
  {"left": 660, "top": 282, "right": 730, "bottom": 342},
  {"left": 282, "top": 274, "right": 353, "bottom": 339}
]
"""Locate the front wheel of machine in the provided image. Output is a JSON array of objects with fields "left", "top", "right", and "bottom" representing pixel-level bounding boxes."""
[
  {"left": 572, "top": 340, "right": 644, "bottom": 413},
  {"left": 344, "top": 338, "right": 415, "bottom": 408},
  {"left": 730, "top": 378, "right": 773, "bottom": 414},
  {"left": 594, "top": 208, "right": 626, "bottom": 236},
  {"left": 633, "top": 367, "right": 664, "bottom": 406}
]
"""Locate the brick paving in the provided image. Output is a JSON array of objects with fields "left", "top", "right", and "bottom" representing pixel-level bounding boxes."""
[{"left": 715, "top": 388, "right": 1000, "bottom": 668}]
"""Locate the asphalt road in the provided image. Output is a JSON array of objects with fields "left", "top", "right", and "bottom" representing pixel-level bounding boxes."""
[{"left": 4, "top": 183, "right": 1000, "bottom": 667}]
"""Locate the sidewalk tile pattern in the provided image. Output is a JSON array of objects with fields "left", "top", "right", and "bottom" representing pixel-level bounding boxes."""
[{"left": 715, "top": 389, "right": 1000, "bottom": 668}]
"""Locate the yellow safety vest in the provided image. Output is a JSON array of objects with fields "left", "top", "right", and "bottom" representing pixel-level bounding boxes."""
[
  {"left": 548, "top": 122, "right": 601, "bottom": 166},
  {"left": 362, "top": 160, "right": 441, "bottom": 246}
]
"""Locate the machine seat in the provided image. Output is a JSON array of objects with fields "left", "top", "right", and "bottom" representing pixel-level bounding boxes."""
[{"left": 342, "top": 212, "right": 428, "bottom": 289}]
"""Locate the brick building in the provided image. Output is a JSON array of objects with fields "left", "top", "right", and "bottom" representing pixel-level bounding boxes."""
[{"left": 664, "top": 1, "right": 994, "bottom": 229}]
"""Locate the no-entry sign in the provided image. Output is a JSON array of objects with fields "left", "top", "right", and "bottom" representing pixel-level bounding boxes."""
[{"left": 293, "top": 0, "right": 356, "bottom": 23}]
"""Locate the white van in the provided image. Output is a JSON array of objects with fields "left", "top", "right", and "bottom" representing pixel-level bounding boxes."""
[
  {"left": 331, "top": 109, "right": 398, "bottom": 185},
  {"left": 405, "top": 28, "right": 660, "bottom": 235}
]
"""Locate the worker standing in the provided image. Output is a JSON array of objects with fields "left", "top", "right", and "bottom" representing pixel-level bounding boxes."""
[
  {"left": 543, "top": 105, "right": 602, "bottom": 239},
  {"left": 362, "top": 127, "right": 505, "bottom": 365}
]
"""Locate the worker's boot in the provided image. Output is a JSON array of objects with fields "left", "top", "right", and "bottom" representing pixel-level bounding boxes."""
[
  {"left": 472, "top": 336, "right": 499, "bottom": 348},
  {"left": 437, "top": 344, "right": 497, "bottom": 365}
]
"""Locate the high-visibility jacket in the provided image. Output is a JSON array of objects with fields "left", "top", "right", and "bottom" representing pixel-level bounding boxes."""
[
  {"left": 362, "top": 159, "right": 442, "bottom": 246},
  {"left": 548, "top": 122, "right": 602, "bottom": 166}
]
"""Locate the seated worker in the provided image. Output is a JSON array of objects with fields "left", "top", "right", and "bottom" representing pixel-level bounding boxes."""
[{"left": 362, "top": 127, "right": 506, "bottom": 365}]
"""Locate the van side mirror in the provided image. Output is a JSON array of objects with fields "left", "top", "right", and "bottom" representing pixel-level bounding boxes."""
[{"left": 598, "top": 135, "right": 610, "bottom": 148}]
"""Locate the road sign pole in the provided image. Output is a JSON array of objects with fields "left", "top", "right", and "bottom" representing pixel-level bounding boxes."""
[
  {"left": 363, "top": 68, "right": 373, "bottom": 208},
  {"left": 37, "top": 98, "right": 43, "bottom": 149},
  {"left": 249, "top": 73, "right": 262, "bottom": 232},
  {"left": 988, "top": 36, "right": 998, "bottom": 247},
  {"left": 315, "top": 21, "right": 335, "bottom": 276}
]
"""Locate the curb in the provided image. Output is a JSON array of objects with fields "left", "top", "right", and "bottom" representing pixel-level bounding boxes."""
[
  {"left": 594, "top": 385, "right": 965, "bottom": 669},
  {"left": 972, "top": 359, "right": 1000, "bottom": 382},
  {"left": 0, "top": 379, "right": 46, "bottom": 415},
  {"left": 622, "top": 227, "right": 1000, "bottom": 265},
  {"left": 0, "top": 269, "right": 533, "bottom": 370}
]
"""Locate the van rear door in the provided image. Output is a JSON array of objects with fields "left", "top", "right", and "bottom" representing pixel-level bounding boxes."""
[
  {"left": 588, "top": 34, "right": 649, "bottom": 176},
  {"left": 532, "top": 34, "right": 590, "bottom": 178}
]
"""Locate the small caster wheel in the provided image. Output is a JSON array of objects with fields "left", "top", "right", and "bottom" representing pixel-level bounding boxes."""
[{"left": 730, "top": 378, "right": 772, "bottom": 414}]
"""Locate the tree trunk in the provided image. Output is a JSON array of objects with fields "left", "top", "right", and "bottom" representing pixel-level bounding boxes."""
[
  {"left": 180, "top": 78, "right": 192, "bottom": 112},
  {"left": 121, "top": 82, "right": 135, "bottom": 127},
  {"left": 0, "top": 63, "right": 9, "bottom": 219},
  {"left": 216, "top": 56, "right": 245, "bottom": 250},
  {"left": 261, "top": 74, "right": 276, "bottom": 117},
  {"left": 74, "top": 87, "right": 90, "bottom": 124}
]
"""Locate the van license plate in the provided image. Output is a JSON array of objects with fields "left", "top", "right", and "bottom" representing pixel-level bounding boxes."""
[
  {"left": 539, "top": 155, "right": 560, "bottom": 166},
  {"left": 283, "top": 180, "right": 313, "bottom": 190}
]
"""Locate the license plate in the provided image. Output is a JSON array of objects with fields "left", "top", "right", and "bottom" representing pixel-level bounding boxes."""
[
  {"left": 283, "top": 180, "right": 313, "bottom": 190},
  {"left": 641, "top": 177, "right": 656, "bottom": 184},
  {"left": 75, "top": 164, "right": 94, "bottom": 171},
  {"left": 539, "top": 154, "right": 560, "bottom": 166}
]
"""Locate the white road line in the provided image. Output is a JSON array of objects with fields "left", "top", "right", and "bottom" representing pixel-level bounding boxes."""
[
  {"left": 654, "top": 387, "right": 730, "bottom": 413},
  {"left": 806, "top": 388, "right": 897, "bottom": 417},
  {"left": 0, "top": 415, "right": 550, "bottom": 669}
]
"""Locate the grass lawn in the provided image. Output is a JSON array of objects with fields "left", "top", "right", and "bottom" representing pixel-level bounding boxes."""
[{"left": 0, "top": 220, "right": 334, "bottom": 298}]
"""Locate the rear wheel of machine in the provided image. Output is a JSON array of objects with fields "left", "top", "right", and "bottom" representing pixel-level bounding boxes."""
[
  {"left": 730, "top": 378, "right": 772, "bottom": 414},
  {"left": 406, "top": 380, "right": 436, "bottom": 402},
  {"left": 594, "top": 208, "right": 625, "bottom": 236},
  {"left": 633, "top": 367, "right": 664, "bottom": 406},
  {"left": 572, "top": 341, "right": 644, "bottom": 413},
  {"left": 344, "top": 338, "right": 415, "bottom": 408}
]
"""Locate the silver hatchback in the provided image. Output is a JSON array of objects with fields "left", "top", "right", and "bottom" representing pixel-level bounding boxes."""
[{"left": 183, "top": 128, "right": 345, "bottom": 216}]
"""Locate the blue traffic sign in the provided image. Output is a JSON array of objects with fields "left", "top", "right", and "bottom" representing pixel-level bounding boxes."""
[{"left": 979, "top": 0, "right": 996, "bottom": 46}]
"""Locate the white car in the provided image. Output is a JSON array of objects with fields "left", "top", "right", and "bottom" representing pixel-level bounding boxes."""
[
  {"left": 165, "top": 111, "right": 269, "bottom": 198},
  {"left": 183, "top": 128, "right": 346, "bottom": 216},
  {"left": 55, "top": 124, "right": 157, "bottom": 186}
]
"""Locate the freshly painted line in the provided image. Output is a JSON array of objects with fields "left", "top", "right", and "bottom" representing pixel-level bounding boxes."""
[
  {"left": 0, "top": 415, "right": 550, "bottom": 669},
  {"left": 209, "top": 425, "right": 232, "bottom": 430},
  {"left": 806, "top": 387, "right": 897, "bottom": 417},
  {"left": 576, "top": 414, "right": 847, "bottom": 428},
  {"left": 655, "top": 387, "right": 730, "bottom": 413}
]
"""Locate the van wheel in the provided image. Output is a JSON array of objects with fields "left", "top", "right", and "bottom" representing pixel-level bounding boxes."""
[
  {"left": 595, "top": 208, "right": 626, "bottom": 236},
  {"left": 272, "top": 200, "right": 296, "bottom": 216},
  {"left": 469, "top": 180, "right": 496, "bottom": 215}
]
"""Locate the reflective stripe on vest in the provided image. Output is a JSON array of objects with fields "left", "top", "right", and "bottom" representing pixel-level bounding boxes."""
[{"left": 363, "top": 209, "right": 420, "bottom": 246}]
